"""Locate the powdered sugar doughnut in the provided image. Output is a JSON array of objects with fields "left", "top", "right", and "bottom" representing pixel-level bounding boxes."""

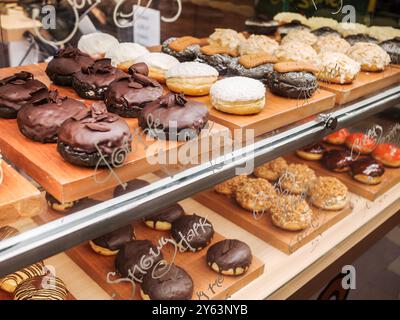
[
  {"left": 276, "top": 41, "right": 317, "bottom": 63},
  {"left": 105, "top": 43, "right": 149, "bottom": 72},
  {"left": 135, "top": 52, "right": 179, "bottom": 83},
  {"left": 210, "top": 76, "right": 265, "bottom": 115},
  {"left": 78, "top": 33, "right": 119, "bottom": 59},
  {"left": 347, "top": 42, "right": 390, "bottom": 72},
  {"left": 316, "top": 52, "right": 360, "bottom": 84},
  {"left": 166, "top": 62, "right": 218, "bottom": 96}
]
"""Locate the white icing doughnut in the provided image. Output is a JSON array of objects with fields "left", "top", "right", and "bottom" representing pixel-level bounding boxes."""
[
  {"left": 273, "top": 12, "right": 307, "bottom": 25},
  {"left": 316, "top": 52, "right": 360, "bottom": 84},
  {"left": 210, "top": 77, "right": 265, "bottom": 102},
  {"left": 313, "top": 35, "right": 351, "bottom": 54},
  {"left": 276, "top": 41, "right": 317, "bottom": 63},
  {"left": 281, "top": 29, "right": 318, "bottom": 46},
  {"left": 78, "top": 32, "right": 119, "bottom": 57},
  {"left": 347, "top": 42, "right": 391, "bottom": 71},
  {"left": 368, "top": 26, "right": 400, "bottom": 42},
  {"left": 239, "top": 35, "right": 279, "bottom": 56},
  {"left": 135, "top": 52, "right": 179, "bottom": 71},
  {"left": 305, "top": 17, "right": 338, "bottom": 30},
  {"left": 336, "top": 22, "right": 369, "bottom": 37},
  {"left": 105, "top": 42, "right": 149, "bottom": 67},
  {"left": 166, "top": 62, "right": 218, "bottom": 78}
]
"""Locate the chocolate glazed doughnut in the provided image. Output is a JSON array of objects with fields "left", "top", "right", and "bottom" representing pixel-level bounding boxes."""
[
  {"left": 351, "top": 157, "right": 385, "bottom": 185},
  {"left": 321, "top": 149, "right": 353, "bottom": 172}
]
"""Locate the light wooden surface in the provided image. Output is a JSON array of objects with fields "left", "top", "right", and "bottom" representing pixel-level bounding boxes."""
[
  {"left": 0, "top": 162, "right": 42, "bottom": 225},
  {"left": 195, "top": 188, "right": 352, "bottom": 254},
  {"left": 287, "top": 151, "right": 400, "bottom": 201},
  {"left": 318, "top": 67, "right": 400, "bottom": 104},
  {"left": 192, "top": 89, "right": 336, "bottom": 137}
]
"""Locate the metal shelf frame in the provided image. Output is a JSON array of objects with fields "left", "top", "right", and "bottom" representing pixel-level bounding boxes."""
[{"left": 0, "top": 85, "right": 399, "bottom": 277}]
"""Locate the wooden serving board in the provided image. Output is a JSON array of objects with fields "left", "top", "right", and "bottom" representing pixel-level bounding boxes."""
[
  {"left": 287, "top": 150, "right": 400, "bottom": 201},
  {"left": 0, "top": 65, "right": 228, "bottom": 203},
  {"left": 195, "top": 189, "right": 352, "bottom": 255},
  {"left": 35, "top": 200, "right": 264, "bottom": 300},
  {"left": 192, "top": 88, "right": 336, "bottom": 138},
  {"left": 318, "top": 67, "right": 400, "bottom": 105},
  {"left": 0, "top": 162, "right": 42, "bottom": 225}
]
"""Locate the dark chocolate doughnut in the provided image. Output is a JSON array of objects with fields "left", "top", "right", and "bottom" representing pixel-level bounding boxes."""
[
  {"left": 113, "top": 179, "right": 150, "bottom": 197},
  {"left": 90, "top": 225, "right": 134, "bottom": 256},
  {"left": 321, "top": 149, "right": 353, "bottom": 172},
  {"left": 144, "top": 203, "right": 185, "bottom": 231}
]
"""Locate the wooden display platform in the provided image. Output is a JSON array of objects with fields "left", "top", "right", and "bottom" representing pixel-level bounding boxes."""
[
  {"left": 195, "top": 187, "right": 352, "bottom": 254},
  {"left": 0, "top": 162, "right": 42, "bottom": 225},
  {"left": 35, "top": 200, "right": 264, "bottom": 300},
  {"left": 0, "top": 65, "right": 228, "bottom": 203},
  {"left": 318, "top": 67, "right": 400, "bottom": 105},
  {"left": 193, "top": 89, "right": 336, "bottom": 137},
  {"left": 287, "top": 151, "right": 400, "bottom": 201}
]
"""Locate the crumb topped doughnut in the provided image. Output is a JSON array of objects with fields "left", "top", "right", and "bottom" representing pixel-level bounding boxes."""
[
  {"left": 278, "top": 163, "right": 316, "bottom": 195},
  {"left": 235, "top": 178, "right": 277, "bottom": 212},
  {"left": 313, "top": 35, "right": 351, "bottom": 54},
  {"left": 309, "top": 176, "right": 348, "bottom": 210},
  {"left": 253, "top": 157, "right": 288, "bottom": 181},
  {"left": 368, "top": 26, "right": 400, "bottom": 42},
  {"left": 271, "top": 194, "right": 313, "bottom": 231},
  {"left": 281, "top": 29, "right": 318, "bottom": 46},
  {"left": 166, "top": 62, "right": 218, "bottom": 96},
  {"left": 316, "top": 52, "right": 360, "bottom": 84},
  {"left": 210, "top": 76, "right": 265, "bottom": 115},
  {"left": 276, "top": 41, "right": 317, "bottom": 63},
  {"left": 77, "top": 32, "right": 119, "bottom": 59},
  {"left": 208, "top": 28, "right": 245, "bottom": 56},
  {"left": 336, "top": 22, "right": 369, "bottom": 37},
  {"left": 214, "top": 174, "right": 251, "bottom": 196},
  {"left": 347, "top": 42, "right": 391, "bottom": 72},
  {"left": 239, "top": 35, "right": 279, "bottom": 56}
]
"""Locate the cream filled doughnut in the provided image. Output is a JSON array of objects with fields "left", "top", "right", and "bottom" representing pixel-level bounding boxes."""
[
  {"left": 135, "top": 52, "right": 179, "bottom": 83},
  {"left": 105, "top": 42, "right": 149, "bottom": 72},
  {"left": 77, "top": 32, "right": 119, "bottom": 59},
  {"left": 166, "top": 62, "right": 218, "bottom": 96},
  {"left": 347, "top": 42, "right": 391, "bottom": 72},
  {"left": 316, "top": 52, "right": 360, "bottom": 84},
  {"left": 276, "top": 41, "right": 318, "bottom": 63},
  {"left": 210, "top": 77, "right": 266, "bottom": 115}
]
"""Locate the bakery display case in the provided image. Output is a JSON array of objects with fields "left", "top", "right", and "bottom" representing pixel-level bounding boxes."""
[{"left": 0, "top": 1, "right": 399, "bottom": 300}]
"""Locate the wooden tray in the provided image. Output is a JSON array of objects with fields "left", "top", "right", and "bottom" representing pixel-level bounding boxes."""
[
  {"left": 287, "top": 150, "right": 400, "bottom": 201},
  {"left": 0, "top": 162, "right": 42, "bottom": 225},
  {"left": 193, "top": 89, "right": 336, "bottom": 137},
  {"left": 0, "top": 65, "right": 228, "bottom": 203},
  {"left": 35, "top": 200, "right": 264, "bottom": 300},
  {"left": 195, "top": 189, "right": 352, "bottom": 254},
  {"left": 318, "top": 67, "right": 400, "bottom": 105}
]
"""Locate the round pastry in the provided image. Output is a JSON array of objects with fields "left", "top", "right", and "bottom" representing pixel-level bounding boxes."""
[
  {"left": 166, "top": 61, "right": 218, "bottom": 96},
  {"left": 210, "top": 77, "right": 265, "bottom": 115},
  {"left": 347, "top": 42, "right": 391, "bottom": 72},
  {"left": 313, "top": 35, "right": 351, "bottom": 54},
  {"left": 208, "top": 28, "right": 245, "bottom": 57},
  {"left": 206, "top": 239, "right": 252, "bottom": 276},
  {"left": 72, "top": 58, "right": 127, "bottom": 100},
  {"left": 115, "top": 240, "right": 164, "bottom": 281},
  {"left": 234, "top": 53, "right": 276, "bottom": 79},
  {"left": 275, "top": 41, "right": 317, "bottom": 63},
  {"left": 315, "top": 52, "right": 360, "bottom": 84},
  {"left": 372, "top": 143, "right": 400, "bottom": 168},
  {"left": 273, "top": 12, "right": 307, "bottom": 25},
  {"left": 311, "top": 26, "right": 341, "bottom": 38},
  {"left": 195, "top": 46, "right": 237, "bottom": 76},
  {"left": 0, "top": 71, "right": 48, "bottom": 119},
  {"left": 214, "top": 174, "right": 251, "bottom": 196},
  {"left": 305, "top": 17, "right": 339, "bottom": 31},
  {"left": 321, "top": 149, "right": 353, "bottom": 172},
  {"left": 253, "top": 157, "right": 288, "bottom": 181},
  {"left": 77, "top": 32, "right": 119, "bottom": 59},
  {"left": 345, "top": 34, "right": 378, "bottom": 46},
  {"left": 368, "top": 26, "right": 400, "bottom": 42},
  {"left": 235, "top": 178, "right": 277, "bottom": 212},
  {"left": 323, "top": 128, "right": 350, "bottom": 145},
  {"left": 171, "top": 214, "right": 214, "bottom": 252},
  {"left": 336, "top": 22, "right": 369, "bottom": 37},
  {"left": 238, "top": 34, "right": 279, "bottom": 56},
  {"left": 0, "top": 261, "right": 46, "bottom": 293},
  {"left": 57, "top": 102, "right": 132, "bottom": 167},
  {"left": 0, "top": 225, "right": 19, "bottom": 240},
  {"left": 45, "top": 47, "right": 94, "bottom": 86},
  {"left": 104, "top": 63, "right": 163, "bottom": 118},
  {"left": 281, "top": 29, "right": 318, "bottom": 46},
  {"left": 45, "top": 192, "right": 75, "bottom": 212},
  {"left": 296, "top": 143, "right": 327, "bottom": 161},
  {"left": 139, "top": 93, "right": 209, "bottom": 141},
  {"left": 17, "top": 91, "right": 87, "bottom": 143},
  {"left": 89, "top": 225, "right": 134, "bottom": 256},
  {"left": 134, "top": 52, "right": 179, "bottom": 83},
  {"left": 379, "top": 37, "right": 400, "bottom": 65},
  {"left": 144, "top": 203, "right": 185, "bottom": 231},
  {"left": 345, "top": 133, "right": 377, "bottom": 154},
  {"left": 278, "top": 163, "right": 316, "bottom": 195},
  {"left": 270, "top": 194, "right": 313, "bottom": 231},
  {"left": 351, "top": 157, "right": 385, "bottom": 185},
  {"left": 277, "top": 20, "right": 310, "bottom": 37},
  {"left": 161, "top": 36, "right": 204, "bottom": 62},
  {"left": 309, "top": 176, "right": 348, "bottom": 211},
  {"left": 113, "top": 179, "right": 150, "bottom": 197},
  {"left": 265, "top": 61, "right": 318, "bottom": 99},
  {"left": 140, "top": 264, "right": 193, "bottom": 300},
  {"left": 105, "top": 42, "right": 149, "bottom": 72},
  {"left": 13, "top": 275, "right": 68, "bottom": 300}
]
